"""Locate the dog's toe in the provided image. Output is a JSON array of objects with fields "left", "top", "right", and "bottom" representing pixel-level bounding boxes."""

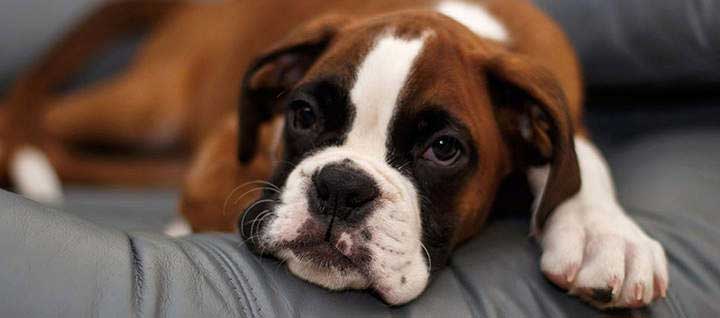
[
  {"left": 540, "top": 217, "right": 585, "bottom": 290},
  {"left": 571, "top": 235, "right": 625, "bottom": 302},
  {"left": 616, "top": 244, "right": 655, "bottom": 307}
]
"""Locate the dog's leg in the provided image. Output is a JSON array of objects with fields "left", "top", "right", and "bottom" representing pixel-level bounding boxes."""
[
  {"left": 0, "top": 1, "right": 181, "bottom": 196},
  {"left": 42, "top": 73, "right": 187, "bottom": 149},
  {"left": 535, "top": 137, "right": 668, "bottom": 308}
]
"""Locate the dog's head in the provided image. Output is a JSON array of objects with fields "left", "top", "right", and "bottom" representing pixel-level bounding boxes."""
[{"left": 237, "top": 11, "right": 579, "bottom": 304}]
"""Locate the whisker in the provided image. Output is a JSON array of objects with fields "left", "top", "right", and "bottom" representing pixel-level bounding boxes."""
[
  {"left": 222, "top": 179, "right": 282, "bottom": 216},
  {"left": 250, "top": 209, "right": 273, "bottom": 246},
  {"left": 420, "top": 243, "right": 432, "bottom": 272},
  {"left": 272, "top": 159, "right": 298, "bottom": 169},
  {"left": 222, "top": 184, "right": 252, "bottom": 218},
  {"left": 239, "top": 198, "right": 278, "bottom": 239},
  {"left": 249, "top": 210, "right": 272, "bottom": 234},
  {"left": 253, "top": 212, "right": 276, "bottom": 255},
  {"left": 244, "top": 198, "right": 278, "bottom": 216},
  {"left": 225, "top": 187, "right": 256, "bottom": 217},
  {"left": 250, "top": 210, "right": 273, "bottom": 225},
  {"left": 232, "top": 187, "right": 280, "bottom": 206},
  {"left": 236, "top": 180, "right": 282, "bottom": 191},
  {"left": 239, "top": 206, "right": 253, "bottom": 238}
]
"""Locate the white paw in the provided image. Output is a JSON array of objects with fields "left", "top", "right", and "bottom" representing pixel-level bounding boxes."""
[
  {"left": 539, "top": 198, "right": 668, "bottom": 309},
  {"left": 164, "top": 217, "right": 192, "bottom": 237},
  {"left": 9, "top": 146, "right": 63, "bottom": 205}
]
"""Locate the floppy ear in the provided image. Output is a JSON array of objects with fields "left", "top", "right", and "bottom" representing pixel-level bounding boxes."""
[
  {"left": 238, "top": 15, "right": 347, "bottom": 162},
  {"left": 486, "top": 53, "right": 581, "bottom": 235}
]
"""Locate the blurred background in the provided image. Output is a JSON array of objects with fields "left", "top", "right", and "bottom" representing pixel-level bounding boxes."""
[{"left": 0, "top": 0, "right": 718, "bottom": 233}]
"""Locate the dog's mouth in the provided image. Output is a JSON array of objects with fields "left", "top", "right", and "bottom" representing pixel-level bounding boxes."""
[
  {"left": 289, "top": 242, "right": 357, "bottom": 270},
  {"left": 274, "top": 218, "right": 373, "bottom": 272},
  {"left": 241, "top": 196, "right": 370, "bottom": 271}
]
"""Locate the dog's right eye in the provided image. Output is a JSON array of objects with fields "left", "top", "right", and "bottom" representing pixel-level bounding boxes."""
[
  {"left": 422, "top": 135, "right": 462, "bottom": 166},
  {"left": 290, "top": 99, "right": 317, "bottom": 131}
]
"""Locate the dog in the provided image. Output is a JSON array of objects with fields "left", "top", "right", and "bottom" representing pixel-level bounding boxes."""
[{"left": 0, "top": 0, "right": 667, "bottom": 309}]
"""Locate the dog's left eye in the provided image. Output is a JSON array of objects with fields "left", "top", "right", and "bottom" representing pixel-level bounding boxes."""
[
  {"left": 422, "top": 135, "right": 462, "bottom": 165},
  {"left": 290, "top": 99, "right": 317, "bottom": 131}
]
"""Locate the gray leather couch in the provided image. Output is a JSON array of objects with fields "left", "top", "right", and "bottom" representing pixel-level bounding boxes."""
[{"left": 1, "top": 1, "right": 719, "bottom": 317}]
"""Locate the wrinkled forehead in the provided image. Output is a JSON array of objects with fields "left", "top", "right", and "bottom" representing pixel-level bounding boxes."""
[
  {"left": 298, "top": 11, "right": 502, "bottom": 157},
  {"left": 320, "top": 13, "right": 496, "bottom": 124},
  {"left": 343, "top": 31, "right": 431, "bottom": 155},
  {"left": 297, "top": 24, "right": 432, "bottom": 151},
  {"left": 303, "top": 13, "right": 442, "bottom": 87}
]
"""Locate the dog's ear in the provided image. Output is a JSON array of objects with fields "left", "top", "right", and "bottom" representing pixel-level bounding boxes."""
[
  {"left": 485, "top": 52, "right": 581, "bottom": 235},
  {"left": 238, "top": 15, "right": 347, "bottom": 162}
]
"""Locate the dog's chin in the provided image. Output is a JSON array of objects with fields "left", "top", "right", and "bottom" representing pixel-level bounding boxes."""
[
  {"left": 267, "top": 227, "right": 430, "bottom": 305},
  {"left": 275, "top": 247, "right": 428, "bottom": 305}
]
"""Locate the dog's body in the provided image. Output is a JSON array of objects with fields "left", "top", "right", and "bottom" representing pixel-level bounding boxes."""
[{"left": 0, "top": 0, "right": 667, "bottom": 308}]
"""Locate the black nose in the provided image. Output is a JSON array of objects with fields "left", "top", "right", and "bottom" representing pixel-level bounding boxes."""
[{"left": 311, "top": 163, "right": 379, "bottom": 224}]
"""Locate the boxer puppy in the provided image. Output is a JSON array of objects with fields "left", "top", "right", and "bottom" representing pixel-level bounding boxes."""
[
  {"left": 1, "top": 0, "right": 667, "bottom": 309},
  {"left": 184, "top": 0, "right": 668, "bottom": 308}
]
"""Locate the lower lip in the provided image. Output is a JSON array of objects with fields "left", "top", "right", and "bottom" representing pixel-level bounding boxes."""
[{"left": 291, "top": 243, "right": 356, "bottom": 269}]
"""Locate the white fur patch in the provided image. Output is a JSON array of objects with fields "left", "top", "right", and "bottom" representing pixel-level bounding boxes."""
[
  {"left": 262, "top": 33, "right": 430, "bottom": 305},
  {"left": 436, "top": 1, "right": 509, "bottom": 42},
  {"left": 164, "top": 217, "right": 192, "bottom": 237},
  {"left": 346, "top": 33, "right": 427, "bottom": 156},
  {"left": 282, "top": 249, "right": 369, "bottom": 290},
  {"left": 527, "top": 164, "right": 549, "bottom": 231},
  {"left": 537, "top": 137, "right": 668, "bottom": 308},
  {"left": 264, "top": 177, "right": 312, "bottom": 243},
  {"left": 9, "top": 146, "right": 63, "bottom": 205}
]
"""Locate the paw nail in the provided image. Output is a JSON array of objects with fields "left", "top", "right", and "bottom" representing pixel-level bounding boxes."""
[
  {"left": 609, "top": 277, "right": 621, "bottom": 295},
  {"left": 566, "top": 265, "right": 579, "bottom": 283},
  {"left": 660, "top": 280, "right": 668, "bottom": 298}
]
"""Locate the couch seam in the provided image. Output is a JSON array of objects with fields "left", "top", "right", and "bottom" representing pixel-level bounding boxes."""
[
  {"left": 128, "top": 235, "right": 144, "bottom": 317},
  {"left": 174, "top": 239, "right": 235, "bottom": 314},
  {"left": 195, "top": 239, "right": 257, "bottom": 318},
  {"left": 449, "top": 260, "right": 485, "bottom": 317},
  {"left": 205, "top": 239, "right": 263, "bottom": 318}
]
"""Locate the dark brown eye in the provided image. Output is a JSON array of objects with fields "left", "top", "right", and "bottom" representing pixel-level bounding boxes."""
[
  {"left": 290, "top": 99, "right": 316, "bottom": 130},
  {"left": 422, "top": 135, "right": 461, "bottom": 165}
]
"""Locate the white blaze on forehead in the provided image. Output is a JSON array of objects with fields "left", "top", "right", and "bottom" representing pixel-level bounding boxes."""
[
  {"left": 436, "top": 1, "right": 509, "bottom": 42},
  {"left": 346, "top": 34, "right": 427, "bottom": 157}
]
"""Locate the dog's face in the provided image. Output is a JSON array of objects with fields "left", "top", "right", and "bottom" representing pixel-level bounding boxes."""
[{"left": 237, "top": 11, "right": 578, "bottom": 305}]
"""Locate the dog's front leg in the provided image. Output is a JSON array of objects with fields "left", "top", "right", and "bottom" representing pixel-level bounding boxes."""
[{"left": 534, "top": 137, "right": 669, "bottom": 308}]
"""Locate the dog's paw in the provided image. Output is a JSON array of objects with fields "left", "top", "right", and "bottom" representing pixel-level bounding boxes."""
[{"left": 539, "top": 198, "right": 668, "bottom": 309}]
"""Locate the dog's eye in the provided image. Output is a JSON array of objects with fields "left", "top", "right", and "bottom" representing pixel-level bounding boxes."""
[
  {"left": 423, "top": 135, "right": 462, "bottom": 165},
  {"left": 290, "top": 99, "right": 317, "bottom": 130}
]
